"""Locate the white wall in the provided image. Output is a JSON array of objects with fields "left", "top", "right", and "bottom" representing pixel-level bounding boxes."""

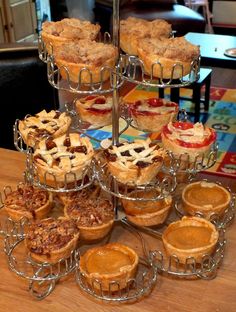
[{"left": 213, "top": 1, "right": 236, "bottom": 26}]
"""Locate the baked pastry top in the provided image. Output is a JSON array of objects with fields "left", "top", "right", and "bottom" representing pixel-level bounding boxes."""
[{"left": 18, "top": 110, "right": 71, "bottom": 148}]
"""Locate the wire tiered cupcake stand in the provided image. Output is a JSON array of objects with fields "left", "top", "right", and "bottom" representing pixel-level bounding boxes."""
[{"left": 1, "top": 0, "right": 235, "bottom": 303}]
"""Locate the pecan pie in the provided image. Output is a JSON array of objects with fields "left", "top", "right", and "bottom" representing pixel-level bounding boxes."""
[
  {"left": 122, "top": 189, "right": 172, "bottom": 226},
  {"left": 25, "top": 217, "right": 79, "bottom": 264},
  {"left": 162, "top": 216, "right": 219, "bottom": 263},
  {"left": 104, "top": 138, "right": 166, "bottom": 185},
  {"left": 120, "top": 16, "right": 172, "bottom": 55},
  {"left": 64, "top": 197, "right": 114, "bottom": 240},
  {"left": 18, "top": 109, "right": 71, "bottom": 148},
  {"left": 137, "top": 36, "right": 200, "bottom": 79},
  {"left": 161, "top": 121, "right": 216, "bottom": 162},
  {"left": 54, "top": 39, "right": 118, "bottom": 84},
  {"left": 79, "top": 243, "right": 139, "bottom": 291},
  {"left": 41, "top": 18, "right": 100, "bottom": 53},
  {"left": 182, "top": 181, "right": 231, "bottom": 219},
  {"left": 33, "top": 133, "right": 94, "bottom": 187},
  {"left": 130, "top": 97, "right": 178, "bottom": 132},
  {"left": 4, "top": 184, "right": 53, "bottom": 222}
]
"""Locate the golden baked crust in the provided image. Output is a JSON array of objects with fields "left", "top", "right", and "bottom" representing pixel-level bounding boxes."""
[
  {"left": 129, "top": 97, "right": 178, "bottom": 132},
  {"left": 182, "top": 181, "right": 231, "bottom": 219},
  {"left": 120, "top": 17, "right": 172, "bottom": 55},
  {"left": 162, "top": 216, "right": 219, "bottom": 263},
  {"left": 33, "top": 133, "right": 94, "bottom": 187},
  {"left": 25, "top": 217, "right": 79, "bottom": 264},
  {"left": 137, "top": 36, "right": 200, "bottom": 79},
  {"left": 79, "top": 243, "right": 139, "bottom": 291},
  {"left": 4, "top": 184, "right": 53, "bottom": 222},
  {"left": 161, "top": 121, "right": 216, "bottom": 162},
  {"left": 18, "top": 110, "right": 71, "bottom": 148},
  {"left": 64, "top": 197, "right": 114, "bottom": 241},
  {"left": 54, "top": 39, "right": 118, "bottom": 84},
  {"left": 122, "top": 189, "right": 172, "bottom": 226},
  {"left": 104, "top": 138, "right": 166, "bottom": 185},
  {"left": 41, "top": 18, "right": 100, "bottom": 53}
]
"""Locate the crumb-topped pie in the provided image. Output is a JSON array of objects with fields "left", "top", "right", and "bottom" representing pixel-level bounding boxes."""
[
  {"left": 75, "top": 95, "right": 113, "bottom": 128},
  {"left": 161, "top": 121, "right": 216, "bottom": 162},
  {"left": 33, "top": 133, "right": 94, "bottom": 187},
  {"left": 41, "top": 18, "right": 100, "bottom": 53},
  {"left": 129, "top": 97, "right": 178, "bottom": 132},
  {"left": 137, "top": 36, "right": 200, "bottom": 79},
  {"left": 4, "top": 183, "right": 53, "bottom": 222},
  {"left": 64, "top": 197, "right": 114, "bottom": 240},
  {"left": 122, "top": 189, "right": 172, "bottom": 226},
  {"left": 25, "top": 217, "right": 79, "bottom": 264},
  {"left": 54, "top": 39, "right": 118, "bottom": 84},
  {"left": 120, "top": 16, "right": 172, "bottom": 56},
  {"left": 79, "top": 243, "right": 139, "bottom": 291},
  {"left": 162, "top": 216, "right": 219, "bottom": 263},
  {"left": 182, "top": 181, "right": 231, "bottom": 219},
  {"left": 104, "top": 138, "right": 166, "bottom": 185},
  {"left": 18, "top": 109, "right": 71, "bottom": 148}
]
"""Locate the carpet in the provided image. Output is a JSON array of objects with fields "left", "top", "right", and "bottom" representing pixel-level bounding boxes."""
[{"left": 85, "top": 85, "right": 236, "bottom": 179}]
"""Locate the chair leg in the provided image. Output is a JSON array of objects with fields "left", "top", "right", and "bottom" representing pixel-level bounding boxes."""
[
  {"left": 204, "top": 74, "right": 211, "bottom": 112},
  {"left": 170, "top": 88, "right": 180, "bottom": 104},
  {"left": 192, "top": 85, "right": 201, "bottom": 122}
]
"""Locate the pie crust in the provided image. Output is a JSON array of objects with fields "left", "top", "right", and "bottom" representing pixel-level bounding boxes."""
[
  {"left": 120, "top": 17, "right": 172, "bottom": 56},
  {"left": 79, "top": 243, "right": 139, "bottom": 291},
  {"left": 33, "top": 133, "right": 94, "bottom": 187},
  {"left": 137, "top": 36, "right": 200, "bottom": 79},
  {"left": 25, "top": 217, "right": 80, "bottom": 264},
  {"left": 64, "top": 197, "right": 114, "bottom": 241},
  {"left": 54, "top": 39, "right": 118, "bottom": 84},
  {"left": 41, "top": 18, "right": 100, "bottom": 54},
  {"left": 4, "top": 184, "right": 53, "bottom": 222},
  {"left": 162, "top": 216, "right": 219, "bottom": 263},
  {"left": 122, "top": 189, "right": 172, "bottom": 226},
  {"left": 129, "top": 97, "right": 178, "bottom": 132},
  {"left": 104, "top": 138, "right": 166, "bottom": 185},
  {"left": 18, "top": 109, "right": 71, "bottom": 148},
  {"left": 182, "top": 181, "right": 231, "bottom": 219}
]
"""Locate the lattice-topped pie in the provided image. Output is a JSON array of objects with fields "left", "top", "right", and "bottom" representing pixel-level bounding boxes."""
[
  {"left": 33, "top": 133, "right": 94, "bottom": 187},
  {"left": 137, "top": 36, "right": 200, "bottom": 79},
  {"left": 161, "top": 121, "right": 216, "bottom": 162},
  {"left": 162, "top": 216, "right": 219, "bottom": 263},
  {"left": 104, "top": 138, "right": 166, "bottom": 185},
  {"left": 4, "top": 183, "right": 53, "bottom": 222},
  {"left": 79, "top": 243, "right": 139, "bottom": 291},
  {"left": 120, "top": 16, "right": 172, "bottom": 55},
  {"left": 18, "top": 109, "right": 71, "bottom": 148},
  {"left": 129, "top": 97, "right": 178, "bottom": 132},
  {"left": 64, "top": 197, "right": 114, "bottom": 241},
  {"left": 182, "top": 181, "right": 231, "bottom": 219},
  {"left": 41, "top": 18, "right": 101, "bottom": 53},
  {"left": 25, "top": 217, "right": 79, "bottom": 264},
  {"left": 54, "top": 39, "right": 118, "bottom": 84}
]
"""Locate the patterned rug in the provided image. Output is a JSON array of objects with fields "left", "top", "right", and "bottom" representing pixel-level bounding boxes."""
[{"left": 85, "top": 85, "right": 236, "bottom": 179}]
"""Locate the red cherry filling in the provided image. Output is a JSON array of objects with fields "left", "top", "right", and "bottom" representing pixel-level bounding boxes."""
[
  {"left": 147, "top": 98, "right": 164, "bottom": 107},
  {"left": 173, "top": 121, "right": 194, "bottom": 130}
]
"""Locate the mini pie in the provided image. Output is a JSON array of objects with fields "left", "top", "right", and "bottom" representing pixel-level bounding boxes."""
[
  {"left": 120, "top": 16, "right": 172, "bottom": 56},
  {"left": 137, "top": 36, "right": 200, "bottom": 79},
  {"left": 122, "top": 189, "right": 172, "bottom": 226},
  {"left": 25, "top": 217, "right": 79, "bottom": 264},
  {"left": 41, "top": 18, "right": 101, "bottom": 54},
  {"left": 104, "top": 138, "right": 166, "bottom": 185},
  {"left": 75, "top": 95, "right": 113, "bottom": 128},
  {"left": 129, "top": 97, "right": 178, "bottom": 132},
  {"left": 182, "top": 181, "right": 231, "bottom": 219},
  {"left": 79, "top": 243, "right": 139, "bottom": 291},
  {"left": 161, "top": 121, "right": 216, "bottom": 162},
  {"left": 18, "top": 109, "right": 71, "bottom": 148},
  {"left": 33, "top": 133, "right": 94, "bottom": 187},
  {"left": 4, "top": 184, "right": 53, "bottom": 222},
  {"left": 162, "top": 216, "right": 219, "bottom": 263},
  {"left": 64, "top": 197, "right": 114, "bottom": 241},
  {"left": 54, "top": 39, "right": 118, "bottom": 84}
]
